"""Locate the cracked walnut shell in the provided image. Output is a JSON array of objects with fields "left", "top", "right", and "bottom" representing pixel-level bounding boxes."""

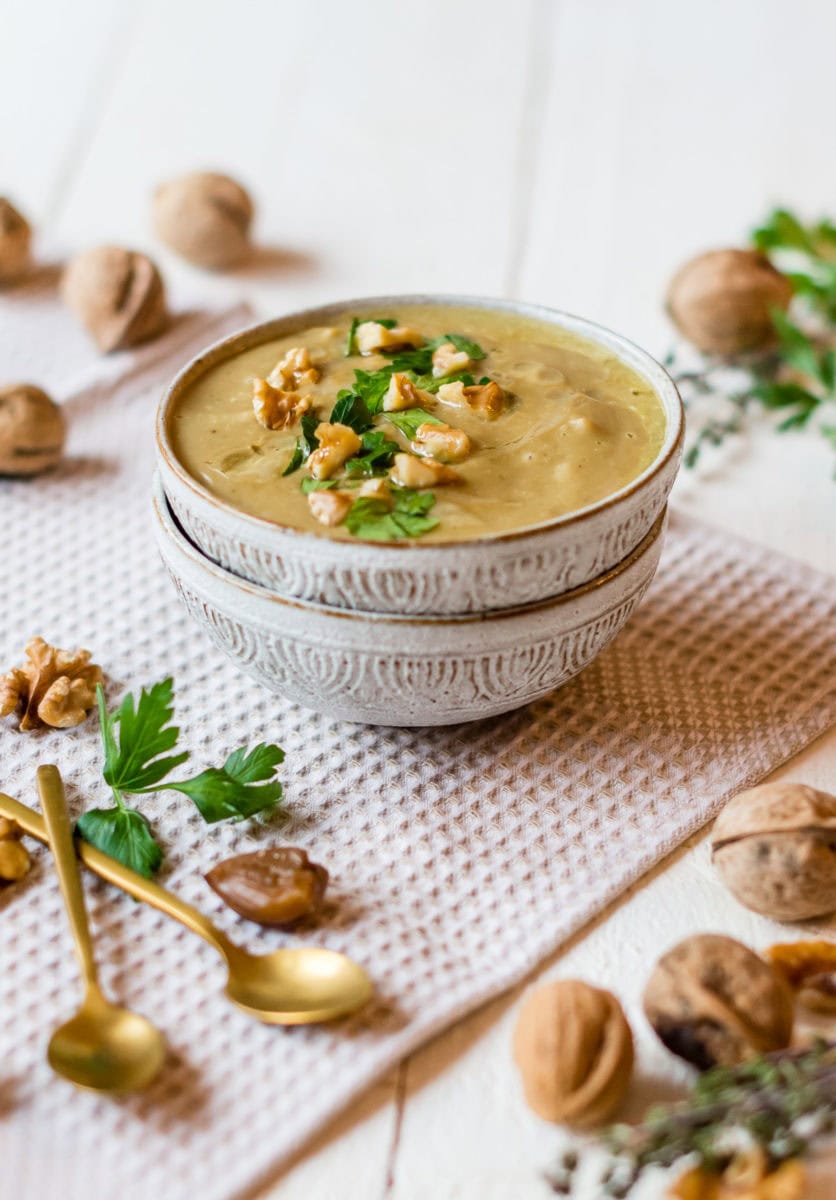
[
  {"left": 0, "top": 197, "right": 32, "bottom": 284},
  {"left": 0, "top": 384, "right": 65, "bottom": 476},
  {"left": 643, "top": 934, "right": 793, "bottom": 1070},
  {"left": 712, "top": 783, "right": 836, "bottom": 921},
  {"left": 513, "top": 979, "right": 634, "bottom": 1128},
  {"left": 62, "top": 246, "right": 168, "bottom": 353},
  {"left": 0, "top": 637, "right": 103, "bottom": 730}
]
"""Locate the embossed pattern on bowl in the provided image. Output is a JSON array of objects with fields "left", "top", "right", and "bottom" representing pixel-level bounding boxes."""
[
  {"left": 152, "top": 476, "right": 668, "bottom": 727},
  {"left": 155, "top": 295, "right": 683, "bottom": 616}
]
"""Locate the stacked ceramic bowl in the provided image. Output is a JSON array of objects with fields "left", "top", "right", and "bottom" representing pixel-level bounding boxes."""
[{"left": 154, "top": 297, "right": 684, "bottom": 726}]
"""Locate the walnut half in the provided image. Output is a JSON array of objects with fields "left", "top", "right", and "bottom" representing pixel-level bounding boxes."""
[{"left": 0, "top": 637, "right": 103, "bottom": 730}]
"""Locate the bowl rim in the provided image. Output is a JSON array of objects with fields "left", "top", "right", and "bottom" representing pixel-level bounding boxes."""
[
  {"left": 156, "top": 293, "right": 684, "bottom": 551},
  {"left": 153, "top": 473, "right": 667, "bottom": 626}
]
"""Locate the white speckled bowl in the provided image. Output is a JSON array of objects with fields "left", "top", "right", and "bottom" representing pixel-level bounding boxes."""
[
  {"left": 152, "top": 474, "right": 667, "bottom": 727},
  {"left": 155, "top": 295, "right": 683, "bottom": 616}
]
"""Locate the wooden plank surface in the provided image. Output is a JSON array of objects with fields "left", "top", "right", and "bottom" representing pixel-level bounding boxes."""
[{"left": 3, "top": 2, "right": 835, "bottom": 1198}]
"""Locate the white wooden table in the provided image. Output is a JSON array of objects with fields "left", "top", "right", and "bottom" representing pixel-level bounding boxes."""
[{"left": 4, "top": 2, "right": 835, "bottom": 1196}]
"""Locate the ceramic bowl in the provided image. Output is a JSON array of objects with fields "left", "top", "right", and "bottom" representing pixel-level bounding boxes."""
[
  {"left": 155, "top": 295, "right": 683, "bottom": 616},
  {"left": 152, "top": 474, "right": 667, "bottom": 727}
]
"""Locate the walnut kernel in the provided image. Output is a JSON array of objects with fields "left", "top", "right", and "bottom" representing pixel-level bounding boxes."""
[
  {"left": 643, "top": 934, "right": 793, "bottom": 1069},
  {"left": 411, "top": 421, "right": 471, "bottom": 463},
  {"left": 252, "top": 378, "right": 313, "bottom": 430},
  {"left": 152, "top": 172, "right": 254, "bottom": 269},
  {"left": 0, "top": 384, "right": 65, "bottom": 476},
  {"left": 307, "top": 423, "right": 362, "bottom": 480},
  {"left": 0, "top": 838, "right": 30, "bottom": 883},
  {"left": 711, "top": 783, "right": 836, "bottom": 921},
  {"left": 62, "top": 246, "right": 168, "bottom": 353},
  {"left": 389, "top": 452, "right": 460, "bottom": 488},
  {"left": 0, "top": 637, "right": 103, "bottom": 731},
  {"left": 0, "top": 198, "right": 32, "bottom": 284},
  {"left": 513, "top": 979, "right": 634, "bottom": 1127},
  {"left": 768, "top": 941, "right": 836, "bottom": 1013},
  {"left": 307, "top": 489, "right": 352, "bottom": 527}
]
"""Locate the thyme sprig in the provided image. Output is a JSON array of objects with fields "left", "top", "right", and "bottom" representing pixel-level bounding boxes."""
[
  {"left": 676, "top": 207, "right": 836, "bottom": 475},
  {"left": 547, "top": 1041, "right": 836, "bottom": 1197}
]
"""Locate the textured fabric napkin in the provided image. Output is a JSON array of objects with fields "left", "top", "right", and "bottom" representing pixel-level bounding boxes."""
[{"left": 1, "top": 286, "right": 835, "bottom": 1200}]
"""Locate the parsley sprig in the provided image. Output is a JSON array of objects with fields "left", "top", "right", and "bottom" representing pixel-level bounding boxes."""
[
  {"left": 76, "top": 680, "right": 284, "bottom": 877},
  {"left": 345, "top": 485, "right": 438, "bottom": 540},
  {"left": 549, "top": 1041, "right": 836, "bottom": 1197}
]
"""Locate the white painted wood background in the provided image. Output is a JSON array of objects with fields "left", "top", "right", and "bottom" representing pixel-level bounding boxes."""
[{"left": 3, "top": 1, "right": 836, "bottom": 1196}]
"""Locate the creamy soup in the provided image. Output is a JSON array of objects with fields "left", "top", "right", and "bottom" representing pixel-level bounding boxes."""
[{"left": 170, "top": 305, "right": 666, "bottom": 543}]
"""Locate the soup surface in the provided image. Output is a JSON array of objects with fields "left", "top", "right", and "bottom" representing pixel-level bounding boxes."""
[{"left": 170, "top": 305, "right": 666, "bottom": 543}]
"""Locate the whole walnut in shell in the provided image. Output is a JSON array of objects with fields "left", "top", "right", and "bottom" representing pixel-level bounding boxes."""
[
  {"left": 712, "top": 783, "right": 836, "bottom": 921},
  {"left": 152, "top": 172, "right": 254, "bottom": 269},
  {"left": 62, "top": 246, "right": 168, "bottom": 353},
  {"left": 666, "top": 249, "right": 792, "bottom": 357},
  {"left": 643, "top": 934, "right": 793, "bottom": 1070},
  {"left": 0, "top": 198, "right": 32, "bottom": 284},
  {"left": 513, "top": 979, "right": 634, "bottom": 1127},
  {"left": 0, "top": 384, "right": 65, "bottom": 476}
]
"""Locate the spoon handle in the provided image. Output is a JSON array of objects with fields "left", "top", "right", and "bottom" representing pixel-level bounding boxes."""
[
  {"left": 37, "top": 766, "right": 100, "bottom": 993},
  {"left": 0, "top": 789, "right": 233, "bottom": 960}
]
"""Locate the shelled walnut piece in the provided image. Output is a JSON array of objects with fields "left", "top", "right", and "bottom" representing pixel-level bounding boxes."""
[
  {"left": 768, "top": 941, "right": 836, "bottom": 1013},
  {"left": 712, "top": 783, "right": 836, "bottom": 920},
  {"left": 307, "top": 489, "right": 352, "bottom": 527},
  {"left": 252, "top": 378, "right": 313, "bottom": 431},
  {"left": 513, "top": 979, "right": 634, "bottom": 1128},
  {"left": 0, "top": 818, "right": 31, "bottom": 884},
  {"left": 62, "top": 246, "right": 168, "bottom": 353},
  {"left": 204, "top": 846, "right": 328, "bottom": 926},
  {"left": 669, "top": 1156, "right": 806, "bottom": 1200},
  {"left": 0, "top": 638, "right": 103, "bottom": 730},
  {"left": 643, "top": 934, "right": 794, "bottom": 1070}
]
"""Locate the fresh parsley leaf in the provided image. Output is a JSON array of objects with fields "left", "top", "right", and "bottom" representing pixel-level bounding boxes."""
[
  {"left": 753, "top": 381, "right": 820, "bottom": 422},
  {"left": 478, "top": 375, "right": 491, "bottom": 386},
  {"left": 384, "top": 408, "right": 444, "bottom": 440},
  {"left": 409, "top": 369, "right": 475, "bottom": 394},
  {"left": 351, "top": 367, "right": 395, "bottom": 413},
  {"left": 345, "top": 316, "right": 397, "bottom": 356},
  {"left": 771, "top": 310, "right": 823, "bottom": 381},
  {"left": 160, "top": 744, "right": 285, "bottom": 823},
  {"left": 330, "top": 390, "right": 374, "bottom": 433},
  {"left": 301, "top": 478, "right": 339, "bottom": 493},
  {"left": 283, "top": 411, "right": 320, "bottom": 476},
  {"left": 345, "top": 486, "right": 438, "bottom": 541},
  {"left": 79, "top": 680, "right": 287, "bottom": 874},
  {"left": 388, "top": 346, "right": 435, "bottom": 373},
  {"left": 438, "top": 333, "right": 485, "bottom": 360},
  {"left": 99, "top": 680, "right": 189, "bottom": 795},
  {"left": 76, "top": 806, "right": 163, "bottom": 879},
  {"left": 344, "top": 429, "right": 400, "bottom": 477}
]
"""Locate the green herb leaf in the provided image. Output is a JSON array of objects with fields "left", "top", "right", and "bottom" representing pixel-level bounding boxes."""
[
  {"left": 345, "top": 486, "right": 438, "bottom": 541},
  {"left": 408, "top": 369, "right": 475, "bottom": 394},
  {"left": 771, "top": 309, "right": 823, "bottom": 380},
  {"left": 329, "top": 390, "right": 374, "bottom": 433},
  {"left": 345, "top": 316, "right": 398, "bottom": 356},
  {"left": 388, "top": 346, "right": 435, "bottom": 373},
  {"left": 283, "top": 412, "right": 320, "bottom": 476},
  {"left": 344, "top": 429, "right": 400, "bottom": 477},
  {"left": 99, "top": 680, "right": 190, "bottom": 796},
  {"left": 351, "top": 367, "right": 395, "bottom": 413},
  {"left": 438, "top": 333, "right": 485, "bottom": 359},
  {"left": 384, "top": 408, "right": 444, "bottom": 440},
  {"left": 76, "top": 806, "right": 163, "bottom": 879},
  {"left": 300, "top": 478, "right": 339, "bottom": 493},
  {"left": 160, "top": 743, "right": 285, "bottom": 823}
]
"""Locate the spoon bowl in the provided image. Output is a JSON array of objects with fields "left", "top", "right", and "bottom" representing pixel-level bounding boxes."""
[
  {"left": 48, "top": 994, "right": 167, "bottom": 1092},
  {"left": 224, "top": 945, "right": 373, "bottom": 1025}
]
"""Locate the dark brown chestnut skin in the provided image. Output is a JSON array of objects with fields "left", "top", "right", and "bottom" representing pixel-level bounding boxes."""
[{"left": 204, "top": 846, "right": 328, "bottom": 926}]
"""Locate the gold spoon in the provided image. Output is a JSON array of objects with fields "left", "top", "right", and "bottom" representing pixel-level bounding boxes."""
[
  {"left": 37, "top": 765, "right": 166, "bottom": 1091},
  {"left": 0, "top": 786, "right": 372, "bottom": 1026}
]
